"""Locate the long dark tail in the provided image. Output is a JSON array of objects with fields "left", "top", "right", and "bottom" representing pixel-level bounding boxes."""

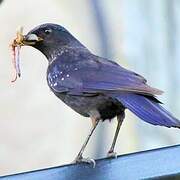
[{"left": 115, "top": 93, "right": 180, "bottom": 128}]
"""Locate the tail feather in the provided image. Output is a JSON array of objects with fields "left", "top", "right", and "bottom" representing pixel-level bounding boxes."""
[{"left": 115, "top": 93, "right": 180, "bottom": 128}]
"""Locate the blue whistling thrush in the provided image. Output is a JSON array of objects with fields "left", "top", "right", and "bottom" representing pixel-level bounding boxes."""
[{"left": 21, "top": 23, "right": 180, "bottom": 166}]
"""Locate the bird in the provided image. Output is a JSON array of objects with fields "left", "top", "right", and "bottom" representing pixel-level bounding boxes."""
[{"left": 19, "top": 23, "right": 180, "bottom": 166}]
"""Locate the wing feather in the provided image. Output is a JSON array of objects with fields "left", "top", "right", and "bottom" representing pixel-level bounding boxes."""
[{"left": 47, "top": 52, "right": 163, "bottom": 96}]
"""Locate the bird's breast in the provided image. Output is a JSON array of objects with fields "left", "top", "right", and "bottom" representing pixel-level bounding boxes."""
[{"left": 46, "top": 61, "right": 83, "bottom": 93}]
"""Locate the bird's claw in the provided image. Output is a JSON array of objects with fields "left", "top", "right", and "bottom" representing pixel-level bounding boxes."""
[
  {"left": 107, "top": 151, "right": 118, "bottom": 158},
  {"left": 73, "top": 156, "right": 96, "bottom": 168}
]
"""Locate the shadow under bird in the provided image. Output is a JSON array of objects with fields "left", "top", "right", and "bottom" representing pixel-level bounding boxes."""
[{"left": 17, "top": 23, "right": 180, "bottom": 166}]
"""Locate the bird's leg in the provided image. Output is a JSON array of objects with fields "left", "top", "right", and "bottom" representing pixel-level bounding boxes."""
[
  {"left": 107, "top": 115, "right": 123, "bottom": 158},
  {"left": 74, "top": 118, "right": 100, "bottom": 167}
]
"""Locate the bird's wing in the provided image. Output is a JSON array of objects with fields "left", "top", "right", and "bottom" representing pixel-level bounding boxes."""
[
  {"left": 114, "top": 93, "right": 180, "bottom": 128},
  {"left": 47, "top": 52, "right": 163, "bottom": 96}
]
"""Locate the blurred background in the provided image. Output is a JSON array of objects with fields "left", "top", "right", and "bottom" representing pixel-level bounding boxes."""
[{"left": 0, "top": 0, "right": 180, "bottom": 176}]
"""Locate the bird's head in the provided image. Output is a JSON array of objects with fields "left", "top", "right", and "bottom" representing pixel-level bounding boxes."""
[
  {"left": 22, "top": 23, "right": 83, "bottom": 59},
  {"left": 10, "top": 23, "right": 87, "bottom": 82}
]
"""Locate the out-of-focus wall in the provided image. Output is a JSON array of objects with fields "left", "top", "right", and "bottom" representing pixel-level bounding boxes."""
[{"left": 0, "top": 0, "right": 180, "bottom": 176}]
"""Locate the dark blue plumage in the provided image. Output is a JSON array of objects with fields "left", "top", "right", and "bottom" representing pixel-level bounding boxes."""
[
  {"left": 48, "top": 51, "right": 162, "bottom": 96},
  {"left": 22, "top": 23, "right": 180, "bottom": 163}
]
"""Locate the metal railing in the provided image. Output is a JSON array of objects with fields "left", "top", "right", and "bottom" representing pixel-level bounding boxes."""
[{"left": 1, "top": 144, "right": 180, "bottom": 180}]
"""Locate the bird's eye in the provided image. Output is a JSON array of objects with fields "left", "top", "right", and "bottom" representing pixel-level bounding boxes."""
[{"left": 44, "top": 29, "right": 52, "bottom": 34}]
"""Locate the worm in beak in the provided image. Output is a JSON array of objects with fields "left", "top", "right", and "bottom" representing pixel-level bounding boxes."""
[{"left": 10, "top": 27, "right": 43, "bottom": 82}]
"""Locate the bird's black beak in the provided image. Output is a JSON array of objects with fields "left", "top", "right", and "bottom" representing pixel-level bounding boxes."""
[{"left": 23, "top": 34, "right": 43, "bottom": 45}]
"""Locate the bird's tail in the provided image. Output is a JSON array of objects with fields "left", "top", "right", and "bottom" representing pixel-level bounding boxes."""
[{"left": 115, "top": 93, "right": 180, "bottom": 128}]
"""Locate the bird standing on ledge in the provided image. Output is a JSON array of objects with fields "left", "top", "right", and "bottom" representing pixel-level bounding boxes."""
[{"left": 16, "top": 23, "right": 180, "bottom": 166}]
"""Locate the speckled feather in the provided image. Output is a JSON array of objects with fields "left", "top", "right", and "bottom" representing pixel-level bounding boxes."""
[{"left": 47, "top": 50, "right": 162, "bottom": 96}]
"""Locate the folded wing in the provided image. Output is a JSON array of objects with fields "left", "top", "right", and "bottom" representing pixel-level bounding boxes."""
[{"left": 47, "top": 53, "right": 163, "bottom": 96}]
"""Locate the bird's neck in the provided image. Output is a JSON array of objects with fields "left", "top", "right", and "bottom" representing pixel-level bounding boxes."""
[{"left": 47, "top": 44, "right": 90, "bottom": 63}]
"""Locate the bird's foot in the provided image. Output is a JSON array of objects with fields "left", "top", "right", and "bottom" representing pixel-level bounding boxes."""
[
  {"left": 107, "top": 151, "right": 117, "bottom": 158},
  {"left": 73, "top": 156, "right": 96, "bottom": 168}
]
